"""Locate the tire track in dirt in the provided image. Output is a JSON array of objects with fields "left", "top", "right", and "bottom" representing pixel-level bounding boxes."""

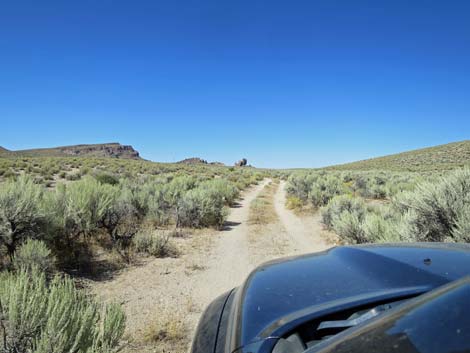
[
  {"left": 273, "top": 180, "right": 330, "bottom": 254},
  {"left": 190, "top": 179, "right": 271, "bottom": 310},
  {"left": 91, "top": 180, "right": 270, "bottom": 353},
  {"left": 92, "top": 179, "right": 331, "bottom": 353}
]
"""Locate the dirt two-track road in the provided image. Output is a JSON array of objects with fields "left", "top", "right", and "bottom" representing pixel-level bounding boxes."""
[{"left": 92, "top": 179, "right": 333, "bottom": 353}]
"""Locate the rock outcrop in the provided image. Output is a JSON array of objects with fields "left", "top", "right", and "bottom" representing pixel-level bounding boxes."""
[
  {"left": 235, "top": 158, "right": 248, "bottom": 167},
  {"left": 58, "top": 143, "right": 140, "bottom": 159},
  {"left": 177, "top": 157, "right": 208, "bottom": 165},
  {"left": 0, "top": 143, "right": 141, "bottom": 159}
]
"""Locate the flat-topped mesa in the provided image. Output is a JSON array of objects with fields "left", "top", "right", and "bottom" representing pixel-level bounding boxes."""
[
  {"left": 0, "top": 143, "right": 141, "bottom": 160},
  {"left": 58, "top": 143, "right": 140, "bottom": 159}
]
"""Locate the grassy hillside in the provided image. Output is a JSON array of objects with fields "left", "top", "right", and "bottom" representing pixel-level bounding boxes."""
[
  {"left": 0, "top": 142, "right": 140, "bottom": 159},
  {"left": 327, "top": 140, "right": 470, "bottom": 172}
]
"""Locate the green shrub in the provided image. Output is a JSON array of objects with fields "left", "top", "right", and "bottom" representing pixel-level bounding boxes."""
[
  {"left": 352, "top": 176, "right": 368, "bottom": 195},
  {"left": 80, "top": 166, "right": 91, "bottom": 176},
  {"left": 0, "top": 175, "right": 44, "bottom": 257},
  {"left": 12, "top": 239, "right": 55, "bottom": 274},
  {"left": 369, "top": 184, "right": 387, "bottom": 199},
  {"left": 144, "top": 176, "right": 197, "bottom": 225},
  {"left": 321, "top": 195, "right": 366, "bottom": 229},
  {"left": 286, "top": 173, "right": 318, "bottom": 201},
  {"left": 95, "top": 173, "right": 120, "bottom": 186},
  {"left": 133, "top": 229, "right": 177, "bottom": 257},
  {"left": 362, "top": 213, "right": 401, "bottom": 243},
  {"left": 198, "top": 179, "right": 239, "bottom": 206},
  {"left": 393, "top": 167, "right": 470, "bottom": 242},
  {"left": 308, "top": 175, "right": 347, "bottom": 207},
  {"left": 2, "top": 169, "right": 16, "bottom": 179},
  {"left": 118, "top": 179, "right": 152, "bottom": 219},
  {"left": 178, "top": 184, "right": 230, "bottom": 228},
  {"left": 452, "top": 205, "right": 470, "bottom": 242},
  {"left": 102, "top": 186, "right": 140, "bottom": 248},
  {"left": 52, "top": 177, "right": 117, "bottom": 239},
  {"left": 0, "top": 268, "right": 125, "bottom": 353},
  {"left": 65, "top": 172, "right": 81, "bottom": 181},
  {"left": 332, "top": 212, "right": 367, "bottom": 244},
  {"left": 385, "top": 180, "right": 417, "bottom": 198}
]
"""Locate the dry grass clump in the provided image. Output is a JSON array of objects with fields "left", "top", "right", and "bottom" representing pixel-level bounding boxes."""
[
  {"left": 141, "top": 309, "right": 187, "bottom": 346},
  {"left": 285, "top": 195, "right": 304, "bottom": 212},
  {"left": 248, "top": 180, "right": 279, "bottom": 225},
  {"left": 132, "top": 228, "right": 179, "bottom": 258}
]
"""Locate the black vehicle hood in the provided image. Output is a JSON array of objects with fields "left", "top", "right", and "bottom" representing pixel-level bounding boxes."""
[
  {"left": 308, "top": 275, "right": 470, "bottom": 353},
  {"left": 231, "top": 243, "right": 470, "bottom": 351}
]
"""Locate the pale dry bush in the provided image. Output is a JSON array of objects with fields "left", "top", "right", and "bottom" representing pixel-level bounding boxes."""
[
  {"left": 0, "top": 175, "right": 44, "bottom": 257},
  {"left": 12, "top": 239, "right": 55, "bottom": 274},
  {"left": 321, "top": 195, "right": 366, "bottom": 229},
  {"left": 361, "top": 213, "right": 401, "bottom": 243},
  {"left": 0, "top": 268, "right": 125, "bottom": 353},
  {"left": 393, "top": 167, "right": 470, "bottom": 242},
  {"left": 132, "top": 229, "right": 178, "bottom": 258}
]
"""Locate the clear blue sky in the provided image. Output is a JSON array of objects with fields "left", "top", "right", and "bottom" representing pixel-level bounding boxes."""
[{"left": 1, "top": 0, "right": 469, "bottom": 168}]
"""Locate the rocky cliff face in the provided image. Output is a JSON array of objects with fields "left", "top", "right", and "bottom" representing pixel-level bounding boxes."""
[
  {"left": 0, "top": 143, "right": 141, "bottom": 159},
  {"left": 58, "top": 143, "right": 140, "bottom": 159}
]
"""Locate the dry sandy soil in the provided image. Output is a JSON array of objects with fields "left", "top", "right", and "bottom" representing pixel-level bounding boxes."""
[{"left": 90, "top": 179, "right": 334, "bottom": 353}]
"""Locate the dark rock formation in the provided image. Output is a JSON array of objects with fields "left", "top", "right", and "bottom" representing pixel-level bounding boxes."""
[
  {"left": 0, "top": 143, "right": 141, "bottom": 159},
  {"left": 58, "top": 143, "right": 140, "bottom": 159},
  {"left": 177, "top": 157, "right": 208, "bottom": 165},
  {"left": 235, "top": 158, "right": 248, "bottom": 167}
]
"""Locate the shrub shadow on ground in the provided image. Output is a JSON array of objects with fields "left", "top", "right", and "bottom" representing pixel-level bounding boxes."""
[{"left": 221, "top": 221, "right": 242, "bottom": 231}]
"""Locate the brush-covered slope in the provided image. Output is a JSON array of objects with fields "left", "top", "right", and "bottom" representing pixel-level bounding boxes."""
[
  {"left": 0, "top": 143, "right": 141, "bottom": 159},
  {"left": 328, "top": 140, "right": 470, "bottom": 172}
]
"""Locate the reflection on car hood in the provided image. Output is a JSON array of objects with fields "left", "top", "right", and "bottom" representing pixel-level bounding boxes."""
[
  {"left": 234, "top": 243, "right": 470, "bottom": 348},
  {"left": 309, "top": 276, "right": 470, "bottom": 353}
]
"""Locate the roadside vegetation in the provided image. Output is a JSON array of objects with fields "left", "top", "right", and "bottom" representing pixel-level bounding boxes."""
[
  {"left": 0, "top": 267, "right": 125, "bottom": 353},
  {"left": 286, "top": 167, "right": 470, "bottom": 245},
  {"left": 0, "top": 155, "right": 265, "bottom": 189},
  {"left": 0, "top": 155, "right": 265, "bottom": 352}
]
